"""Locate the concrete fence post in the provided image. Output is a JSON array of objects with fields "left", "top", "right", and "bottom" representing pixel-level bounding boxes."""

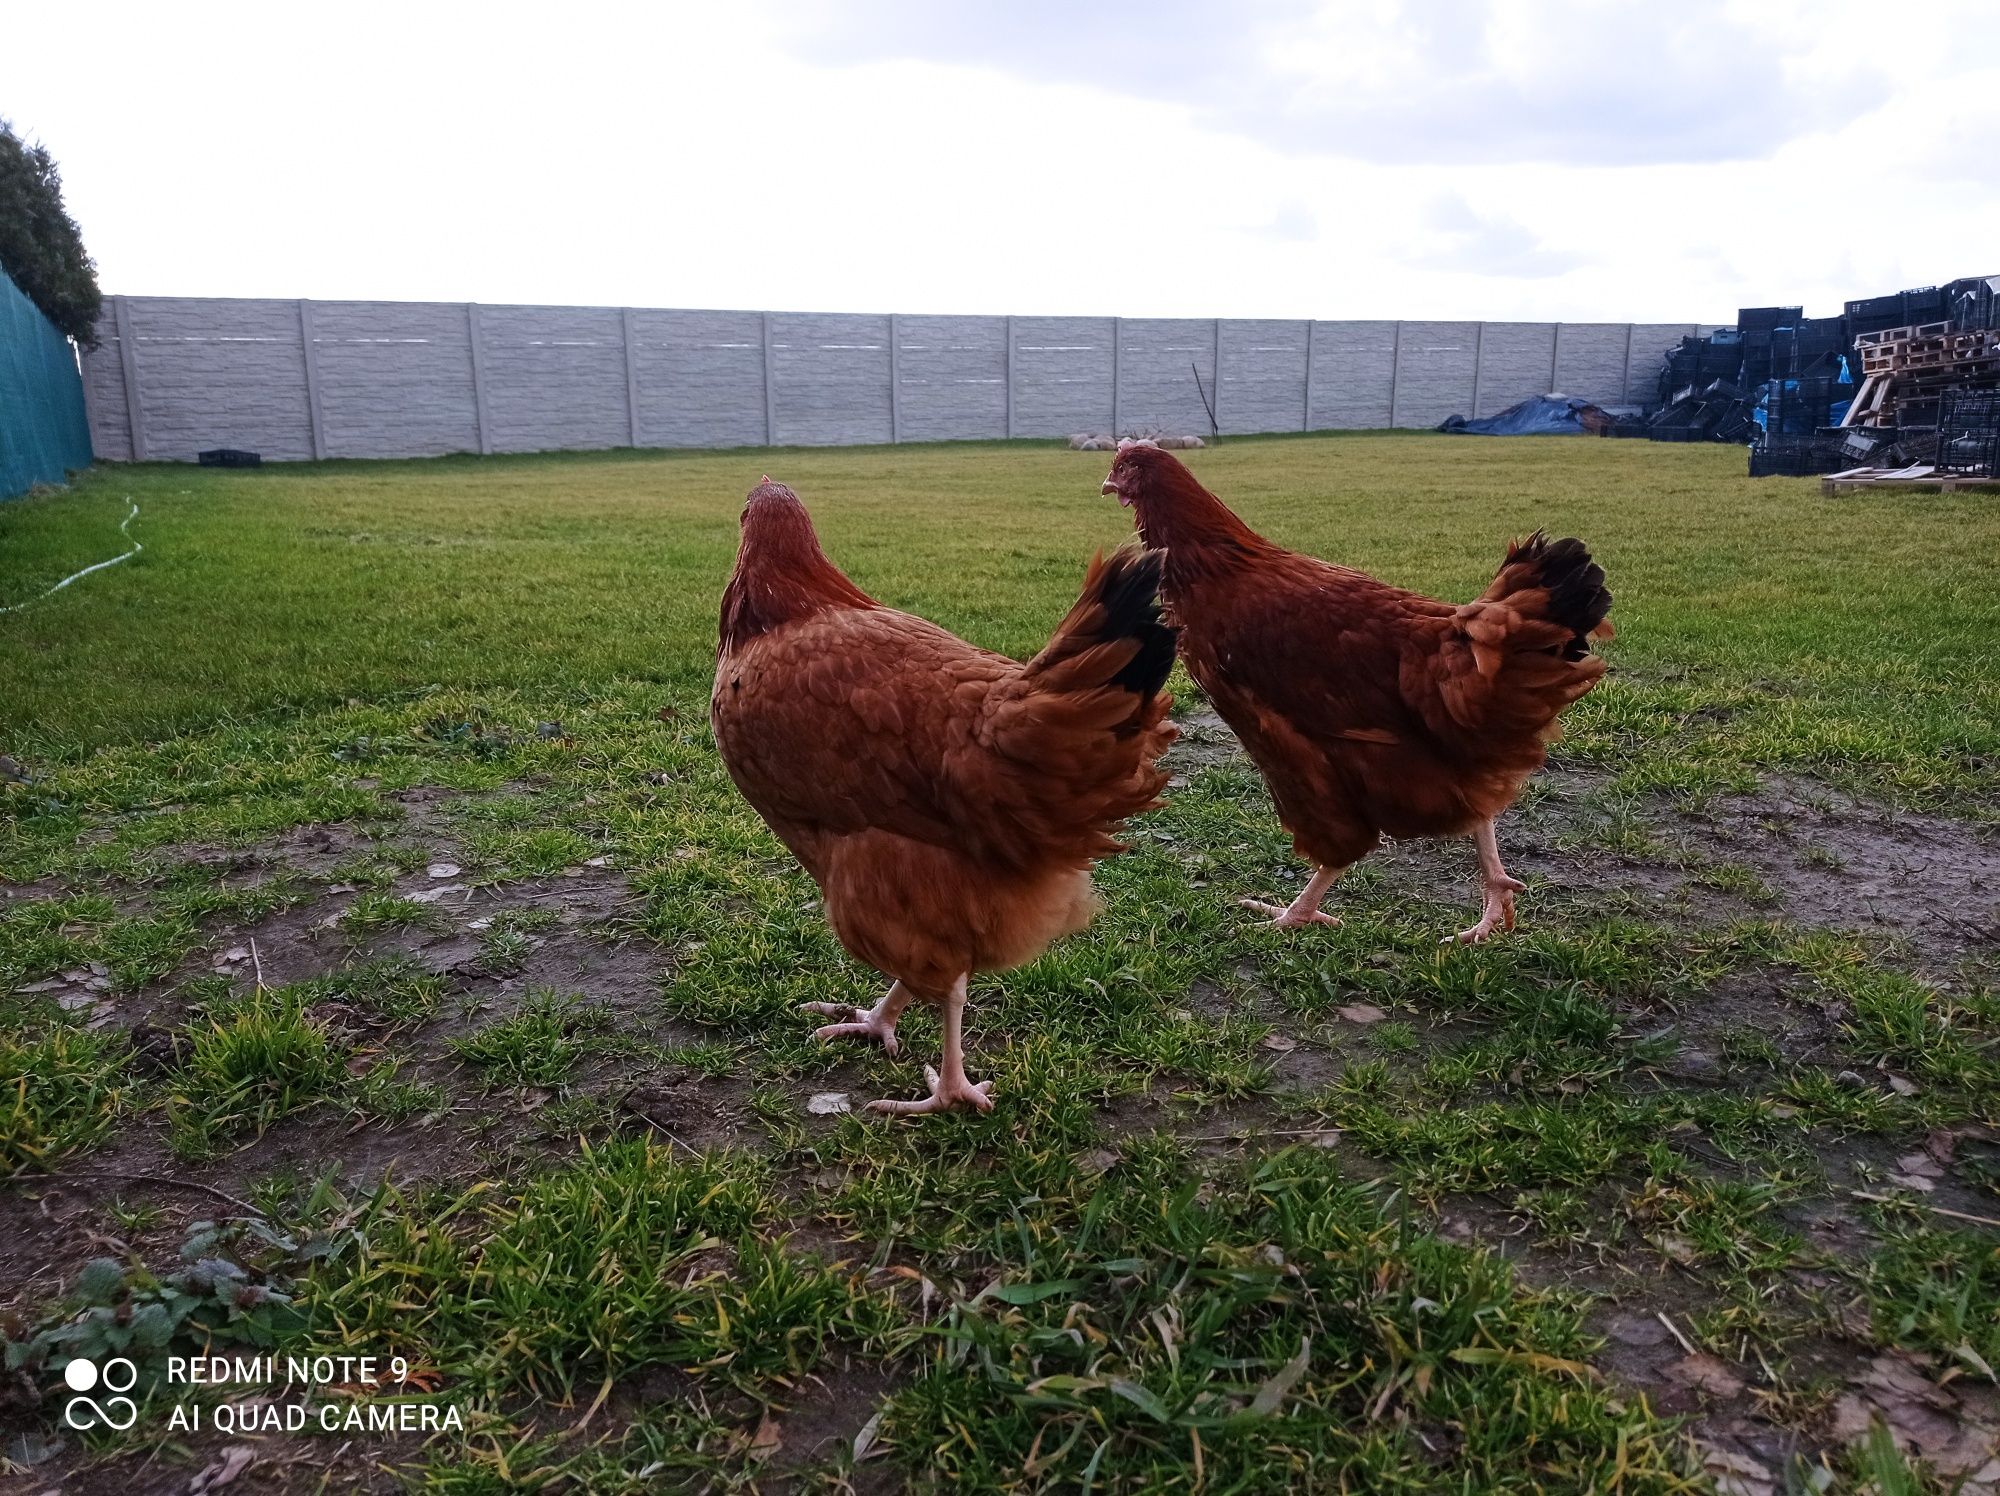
[
  {"left": 1549, "top": 322, "right": 1563, "bottom": 394},
  {"left": 1111, "top": 316, "right": 1123, "bottom": 437},
  {"left": 299, "top": 299, "right": 327, "bottom": 460},
  {"left": 1388, "top": 320, "right": 1404, "bottom": 429},
  {"left": 1620, "top": 322, "right": 1636, "bottom": 406},
  {"left": 761, "top": 311, "right": 776, "bottom": 446},
  {"left": 1004, "top": 315, "right": 1015, "bottom": 439},
  {"left": 888, "top": 313, "right": 901, "bottom": 444},
  {"left": 622, "top": 307, "right": 641, "bottom": 447},
  {"left": 466, "top": 303, "right": 492, "bottom": 455},
  {"left": 1469, "top": 321, "right": 1485, "bottom": 420},
  {"left": 1302, "top": 320, "right": 1316, "bottom": 431},
  {"left": 113, "top": 295, "right": 146, "bottom": 461}
]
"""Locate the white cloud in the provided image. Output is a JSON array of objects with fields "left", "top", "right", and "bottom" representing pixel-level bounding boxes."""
[{"left": 1, "top": 0, "right": 1994, "bottom": 323}]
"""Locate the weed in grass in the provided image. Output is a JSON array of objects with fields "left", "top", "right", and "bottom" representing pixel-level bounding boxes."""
[
  {"left": 299, "top": 954, "right": 445, "bottom": 1026},
  {"left": 1852, "top": 1222, "right": 2000, "bottom": 1369},
  {"left": 0, "top": 1019, "right": 134, "bottom": 1176},
  {"left": 166, "top": 987, "right": 347, "bottom": 1158},
  {"left": 350, "top": 1058, "right": 449, "bottom": 1125},
  {"left": 340, "top": 891, "right": 445, "bottom": 935},
  {"left": 450, "top": 990, "right": 609, "bottom": 1090}
]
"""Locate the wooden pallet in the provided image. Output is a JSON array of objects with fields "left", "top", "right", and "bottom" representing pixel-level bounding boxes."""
[{"left": 1821, "top": 463, "right": 1999, "bottom": 495}]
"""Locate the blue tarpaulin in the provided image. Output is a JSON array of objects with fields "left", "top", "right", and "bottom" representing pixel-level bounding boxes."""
[
  {"left": 1438, "top": 394, "right": 1613, "bottom": 436},
  {"left": 1, "top": 267, "right": 93, "bottom": 499}
]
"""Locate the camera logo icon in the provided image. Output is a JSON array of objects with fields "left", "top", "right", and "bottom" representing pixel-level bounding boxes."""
[{"left": 61, "top": 1356, "right": 140, "bottom": 1431}]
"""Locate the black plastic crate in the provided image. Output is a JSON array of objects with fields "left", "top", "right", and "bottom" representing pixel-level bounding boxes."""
[
  {"left": 197, "top": 448, "right": 262, "bottom": 468},
  {"left": 1739, "top": 306, "right": 1803, "bottom": 333}
]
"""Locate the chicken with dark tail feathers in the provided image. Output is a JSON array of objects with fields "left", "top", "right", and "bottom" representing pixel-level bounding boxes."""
[
  {"left": 1101, "top": 442, "right": 1612, "bottom": 942},
  {"left": 712, "top": 477, "right": 1178, "bottom": 1114}
]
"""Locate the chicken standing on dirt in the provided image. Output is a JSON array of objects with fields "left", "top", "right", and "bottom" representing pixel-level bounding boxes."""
[
  {"left": 1101, "top": 443, "right": 1612, "bottom": 942},
  {"left": 711, "top": 479, "right": 1178, "bottom": 1114}
]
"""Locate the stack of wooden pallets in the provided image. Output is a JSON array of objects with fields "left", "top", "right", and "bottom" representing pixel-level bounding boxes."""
[{"left": 1844, "top": 322, "right": 2000, "bottom": 428}]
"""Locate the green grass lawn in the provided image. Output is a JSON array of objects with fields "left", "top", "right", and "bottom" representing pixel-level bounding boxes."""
[{"left": 2, "top": 434, "right": 1998, "bottom": 1493}]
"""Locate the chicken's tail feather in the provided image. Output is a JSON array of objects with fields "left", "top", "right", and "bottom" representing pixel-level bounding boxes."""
[
  {"left": 977, "top": 546, "right": 1179, "bottom": 863},
  {"left": 1496, "top": 530, "right": 1614, "bottom": 660}
]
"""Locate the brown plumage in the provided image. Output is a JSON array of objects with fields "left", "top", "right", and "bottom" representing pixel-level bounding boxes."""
[
  {"left": 1101, "top": 442, "right": 1612, "bottom": 940},
  {"left": 712, "top": 478, "right": 1177, "bottom": 1113}
]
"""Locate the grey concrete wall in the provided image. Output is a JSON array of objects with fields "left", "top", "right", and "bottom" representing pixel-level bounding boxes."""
[{"left": 81, "top": 296, "right": 1706, "bottom": 461}]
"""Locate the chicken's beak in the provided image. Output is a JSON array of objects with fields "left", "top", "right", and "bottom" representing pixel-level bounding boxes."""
[{"left": 1101, "top": 476, "right": 1131, "bottom": 507}]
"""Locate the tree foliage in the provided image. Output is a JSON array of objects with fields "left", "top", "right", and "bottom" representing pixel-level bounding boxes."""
[{"left": 0, "top": 121, "right": 102, "bottom": 346}]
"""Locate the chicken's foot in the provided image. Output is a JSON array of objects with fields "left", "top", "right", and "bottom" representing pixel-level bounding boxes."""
[
  {"left": 1241, "top": 865, "right": 1343, "bottom": 928},
  {"left": 801, "top": 981, "right": 913, "bottom": 1056},
  {"left": 1451, "top": 821, "right": 1525, "bottom": 943},
  {"left": 868, "top": 977, "right": 994, "bottom": 1115}
]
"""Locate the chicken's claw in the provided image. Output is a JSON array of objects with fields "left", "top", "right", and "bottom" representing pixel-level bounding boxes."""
[
  {"left": 866, "top": 1065, "right": 995, "bottom": 1116},
  {"left": 1448, "top": 875, "right": 1525, "bottom": 944},
  {"left": 799, "top": 1000, "right": 903, "bottom": 1056},
  {"left": 1239, "top": 897, "right": 1341, "bottom": 929}
]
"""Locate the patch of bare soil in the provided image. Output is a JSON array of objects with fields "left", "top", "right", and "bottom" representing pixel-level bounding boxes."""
[{"left": 1175, "top": 712, "right": 1999, "bottom": 968}]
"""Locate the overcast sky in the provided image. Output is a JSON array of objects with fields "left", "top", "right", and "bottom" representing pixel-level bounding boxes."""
[{"left": 6, "top": 1, "right": 1996, "bottom": 323}]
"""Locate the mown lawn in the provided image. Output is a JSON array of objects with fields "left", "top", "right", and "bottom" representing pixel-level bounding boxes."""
[{"left": 2, "top": 434, "right": 1997, "bottom": 1493}]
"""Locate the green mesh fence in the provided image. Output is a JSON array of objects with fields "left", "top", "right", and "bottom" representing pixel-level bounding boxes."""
[{"left": 1, "top": 267, "right": 93, "bottom": 499}]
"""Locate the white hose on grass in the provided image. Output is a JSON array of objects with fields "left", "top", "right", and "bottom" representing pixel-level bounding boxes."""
[{"left": 0, "top": 500, "right": 143, "bottom": 614}]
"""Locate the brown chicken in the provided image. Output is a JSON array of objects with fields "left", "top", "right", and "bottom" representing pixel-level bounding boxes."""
[
  {"left": 1101, "top": 443, "right": 1612, "bottom": 941},
  {"left": 712, "top": 478, "right": 1177, "bottom": 1114}
]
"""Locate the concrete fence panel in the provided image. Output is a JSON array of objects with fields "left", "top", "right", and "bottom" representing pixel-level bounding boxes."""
[
  {"left": 896, "top": 314, "right": 1007, "bottom": 442},
  {"left": 1392, "top": 321, "right": 1480, "bottom": 430},
  {"left": 479, "top": 303, "right": 629, "bottom": 455},
  {"left": 311, "top": 300, "right": 481, "bottom": 459},
  {"left": 1475, "top": 322, "right": 1557, "bottom": 419},
  {"left": 1555, "top": 322, "right": 1632, "bottom": 409},
  {"left": 1308, "top": 321, "right": 1398, "bottom": 428},
  {"left": 631, "top": 308, "right": 768, "bottom": 449},
  {"left": 769, "top": 312, "right": 892, "bottom": 447},
  {"left": 1117, "top": 317, "right": 1217, "bottom": 437},
  {"left": 1010, "top": 316, "right": 1115, "bottom": 438},
  {"left": 121, "top": 297, "right": 314, "bottom": 462},
  {"left": 1219, "top": 319, "right": 1309, "bottom": 436}
]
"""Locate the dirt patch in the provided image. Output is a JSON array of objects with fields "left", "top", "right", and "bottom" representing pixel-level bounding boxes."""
[{"left": 1174, "top": 714, "right": 2000, "bottom": 967}]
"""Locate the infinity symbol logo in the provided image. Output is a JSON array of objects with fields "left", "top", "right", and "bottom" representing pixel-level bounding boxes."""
[{"left": 62, "top": 1356, "right": 139, "bottom": 1431}]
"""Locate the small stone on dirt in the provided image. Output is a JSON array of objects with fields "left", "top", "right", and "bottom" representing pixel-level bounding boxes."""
[
  {"left": 1338, "top": 1003, "right": 1388, "bottom": 1025},
  {"left": 408, "top": 884, "right": 469, "bottom": 904},
  {"left": 1666, "top": 1352, "right": 1748, "bottom": 1399},
  {"left": 807, "top": 1092, "right": 851, "bottom": 1116},
  {"left": 427, "top": 863, "right": 461, "bottom": 879},
  {"left": 1260, "top": 1033, "right": 1298, "bottom": 1053},
  {"left": 1607, "top": 1313, "right": 1673, "bottom": 1347},
  {"left": 1887, "top": 1073, "right": 1920, "bottom": 1096}
]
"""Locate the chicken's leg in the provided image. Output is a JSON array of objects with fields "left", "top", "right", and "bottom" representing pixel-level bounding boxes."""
[
  {"left": 1241, "top": 865, "right": 1343, "bottom": 928},
  {"left": 801, "top": 981, "right": 913, "bottom": 1056},
  {"left": 867, "top": 976, "right": 994, "bottom": 1116},
  {"left": 1451, "top": 820, "right": 1526, "bottom": 944}
]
